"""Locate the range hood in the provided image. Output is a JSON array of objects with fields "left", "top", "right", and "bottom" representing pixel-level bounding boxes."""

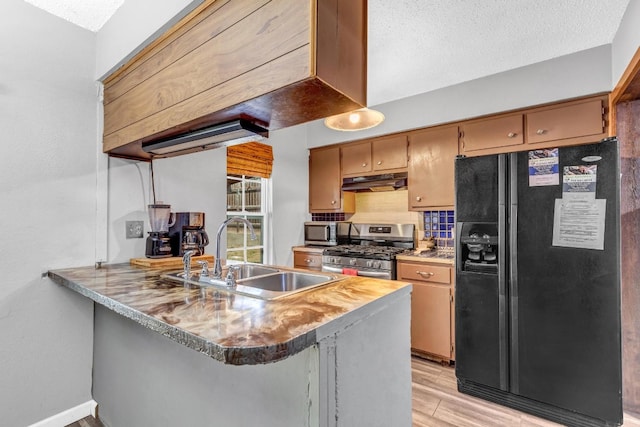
[
  {"left": 341, "top": 172, "right": 408, "bottom": 192},
  {"left": 141, "top": 119, "right": 269, "bottom": 157}
]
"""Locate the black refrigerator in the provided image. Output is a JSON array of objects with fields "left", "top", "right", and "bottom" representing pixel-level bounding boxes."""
[{"left": 454, "top": 138, "right": 622, "bottom": 427}]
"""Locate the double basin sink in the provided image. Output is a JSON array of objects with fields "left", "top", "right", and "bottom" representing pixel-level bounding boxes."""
[{"left": 163, "top": 264, "right": 343, "bottom": 300}]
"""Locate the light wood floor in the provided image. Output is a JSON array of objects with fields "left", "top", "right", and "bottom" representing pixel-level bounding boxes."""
[
  {"left": 66, "top": 357, "right": 640, "bottom": 427},
  {"left": 412, "top": 356, "right": 640, "bottom": 427}
]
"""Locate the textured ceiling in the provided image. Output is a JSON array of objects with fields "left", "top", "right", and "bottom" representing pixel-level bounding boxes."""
[
  {"left": 24, "top": 0, "right": 631, "bottom": 106},
  {"left": 23, "top": 0, "right": 124, "bottom": 32},
  {"left": 368, "top": 0, "right": 630, "bottom": 105}
]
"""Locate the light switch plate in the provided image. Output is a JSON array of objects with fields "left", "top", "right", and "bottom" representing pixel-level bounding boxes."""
[{"left": 126, "top": 221, "right": 144, "bottom": 239}]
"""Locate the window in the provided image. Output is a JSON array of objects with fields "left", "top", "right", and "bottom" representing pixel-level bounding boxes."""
[{"left": 226, "top": 174, "right": 271, "bottom": 263}]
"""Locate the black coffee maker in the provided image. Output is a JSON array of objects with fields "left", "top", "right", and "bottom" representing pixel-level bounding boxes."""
[{"left": 168, "top": 212, "right": 209, "bottom": 256}]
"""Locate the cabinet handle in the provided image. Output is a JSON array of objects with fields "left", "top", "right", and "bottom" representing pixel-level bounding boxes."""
[
  {"left": 416, "top": 196, "right": 422, "bottom": 202},
  {"left": 507, "top": 132, "right": 517, "bottom": 138},
  {"left": 536, "top": 129, "right": 546, "bottom": 135},
  {"left": 362, "top": 163, "right": 367, "bottom": 167},
  {"left": 331, "top": 200, "right": 336, "bottom": 205},
  {"left": 377, "top": 161, "right": 382, "bottom": 165},
  {"left": 417, "top": 271, "right": 434, "bottom": 278},
  {"left": 305, "top": 258, "right": 312, "bottom": 263}
]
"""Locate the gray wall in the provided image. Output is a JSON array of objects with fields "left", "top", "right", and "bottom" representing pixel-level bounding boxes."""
[
  {"left": 0, "top": 1, "right": 96, "bottom": 425},
  {"left": 307, "top": 45, "right": 613, "bottom": 148},
  {"left": 95, "top": 0, "right": 202, "bottom": 79}
]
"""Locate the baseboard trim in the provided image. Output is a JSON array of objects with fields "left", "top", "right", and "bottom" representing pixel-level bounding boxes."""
[{"left": 29, "top": 400, "right": 97, "bottom": 427}]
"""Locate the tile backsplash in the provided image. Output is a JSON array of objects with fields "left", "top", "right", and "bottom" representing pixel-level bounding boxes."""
[
  {"left": 423, "top": 210, "right": 455, "bottom": 247},
  {"left": 311, "top": 213, "right": 346, "bottom": 221}
]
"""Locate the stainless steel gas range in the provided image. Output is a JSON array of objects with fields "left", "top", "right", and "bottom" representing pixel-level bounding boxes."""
[{"left": 321, "top": 223, "right": 415, "bottom": 280}]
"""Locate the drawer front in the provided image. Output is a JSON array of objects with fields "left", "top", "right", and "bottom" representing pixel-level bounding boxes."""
[
  {"left": 397, "top": 262, "right": 451, "bottom": 284},
  {"left": 294, "top": 252, "right": 322, "bottom": 269}
]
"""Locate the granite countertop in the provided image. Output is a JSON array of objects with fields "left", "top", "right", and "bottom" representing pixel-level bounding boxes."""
[
  {"left": 292, "top": 245, "right": 325, "bottom": 254},
  {"left": 396, "top": 250, "right": 455, "bottom": 266},
  {"left": 48, "top": 263, "right": 411, "bottom": 365}
]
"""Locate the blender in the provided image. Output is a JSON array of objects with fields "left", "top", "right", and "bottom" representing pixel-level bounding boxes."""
[{"left": 145, "top": 203, "right": 175, "bottom": 258}]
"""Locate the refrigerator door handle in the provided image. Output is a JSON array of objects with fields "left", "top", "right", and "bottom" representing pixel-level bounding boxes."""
[
  {"left": 497, "top": 154, "right": 509, "bottom": 391},
  {"left": 508, "top": 153, "right": 519, "bottom": 394}
]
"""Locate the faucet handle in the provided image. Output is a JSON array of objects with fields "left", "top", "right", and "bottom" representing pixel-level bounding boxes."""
[
  {"left": 225, "top": 265, "right": 240, "bottom": 287},
  {"left": 197, "top": 260, "right": 209, "bottom": 277}
]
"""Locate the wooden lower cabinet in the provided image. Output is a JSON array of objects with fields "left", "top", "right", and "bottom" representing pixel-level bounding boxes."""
[
  {"left": 293, "top": 249, "right": 323, "bottom": 271},
  {"left": 397, "top": 260, "right": 454, "bottom": 362}
]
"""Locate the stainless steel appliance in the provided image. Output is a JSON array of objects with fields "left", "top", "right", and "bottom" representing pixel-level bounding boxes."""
[
  {"left": 321, "top": 223, "right": 415, "bottom": 279},
  {"left": 454, "top": 138, "right": 622, "bottom": 426},
  {"left": 168, "top": 212, "right": 209, "bottom": 256},
  {"left": 145, "top": 203, "right": 175, "bottom": 258},
  {"left": 304, "top": 221, "right": 351, "bottom": 246}
]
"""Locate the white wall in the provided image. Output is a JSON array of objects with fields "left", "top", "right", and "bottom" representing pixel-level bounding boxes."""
[
  {"left": 0, "top": 1, "right": 96, "bottom": 425},
  {"left": 612, "top": 0, "right": 640, "bottom": 86},
  {"left": 106, "top": 150, "right": 227, "bottom": 263},
  {"left": 269, "top": 124, "right": 311, "bottom": 266},
  {"left": 307, "top": 45, "right": 613, "bottom": 148},
  {"left": 106, "top": 128, "right": 310, "bottom": 267}
]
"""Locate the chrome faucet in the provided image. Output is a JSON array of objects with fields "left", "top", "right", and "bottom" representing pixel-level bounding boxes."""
[{"left": 212, "top": 216, "right": 257, "bottom": 280}]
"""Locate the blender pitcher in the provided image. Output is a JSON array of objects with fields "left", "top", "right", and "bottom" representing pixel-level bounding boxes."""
[{"left": 148, "top": 203, "right": 175, "bottom": 232}]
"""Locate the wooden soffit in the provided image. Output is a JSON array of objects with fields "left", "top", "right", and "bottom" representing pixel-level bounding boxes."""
[{"left": 612, "top": 46, "right": 640, "bottom": 105}]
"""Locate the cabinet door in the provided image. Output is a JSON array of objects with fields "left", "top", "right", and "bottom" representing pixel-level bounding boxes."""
[
  {"left": 293, "top": 251, "right": 322, "bottom": 271},
  {"left": 341, "top": 141, "right": 372, "bottom": 175},
  {"left": 526, "top": 98, "right": 605, "bottom": 146},
  {"left": 372, "top": 134, "right": 408, "bottom": 171},
  {"left": 411, "top": 282, "right": 452, "bottom": 359},
  {"left": 460, "top": 114, "right": 523, "bottom": 154},
  {"left": 408, "top": 126, "right": 458, "bottom": 210},
  {"left": 309, "top": 147, "right": 342, "bottom": 211}
]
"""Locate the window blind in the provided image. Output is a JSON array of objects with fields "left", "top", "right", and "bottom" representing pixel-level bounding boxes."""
[{"left": 227, "top": 142, "right": 273, "bottom": 178}]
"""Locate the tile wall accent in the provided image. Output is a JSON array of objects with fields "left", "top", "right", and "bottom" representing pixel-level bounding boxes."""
[
  {"left": 311, "top": 213, "right": 346, "bottom": 221},
  {"left": 423, "top": 210, "right": 455, "bottom": 247}
]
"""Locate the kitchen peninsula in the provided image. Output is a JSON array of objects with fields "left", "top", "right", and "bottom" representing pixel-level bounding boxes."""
[{"left": 48, "top": 263, "right": 412, "bottom": 427}]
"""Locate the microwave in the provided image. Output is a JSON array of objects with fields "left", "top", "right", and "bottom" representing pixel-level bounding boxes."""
[{"left": 304, "top": 221, "right": 350, "bottom": 246}]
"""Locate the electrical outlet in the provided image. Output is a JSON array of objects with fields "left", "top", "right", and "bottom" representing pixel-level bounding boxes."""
[{"left": 126, "top": 221, "right": 144, "bottom": 239}]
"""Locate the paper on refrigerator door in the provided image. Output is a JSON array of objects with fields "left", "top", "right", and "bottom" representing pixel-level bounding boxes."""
[
  {"left": 552, "top": 198, "right": 606, "bottom": 250},
  {"left": 528, "top": 148, "right": 559, "bottom": 186},
  {"left": 552, "top": 163, "right": 606, "bottom": 250}
]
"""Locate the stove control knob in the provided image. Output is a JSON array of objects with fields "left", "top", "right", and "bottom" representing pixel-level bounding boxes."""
[
  {"left": 374, "top": 261, "right": 382, "bottom": 269},
  {"left": 349, "top": 258, "right": 357, "bottom": 266},
  {"left": 366, "top": 260, "right": 373, "bottom": 268}
]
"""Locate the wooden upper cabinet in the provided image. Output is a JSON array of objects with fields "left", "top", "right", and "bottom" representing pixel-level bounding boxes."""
[
  {"left": 526, "top": 96, "right": 607, "bottom": 146},
  {"left": 341, "top": 141, "right": 372, "bottom": 175},
  {"left": 460, "top": 114, "right": 524, "bottom": 154},
  {"left": 102, "top": 0, "right": 367, "bottom": 160},
  {"left": 342, "top": 134, "right": 408, "bottom": 176},
  {"left": 309, "top": 146, "right": 354, "bottom": 213},
  {"left": 372, "top": 134, "right": 408, "bottom": 171},
  {"left": 408, "top": 126, "right": 458, "bottom": 210}
]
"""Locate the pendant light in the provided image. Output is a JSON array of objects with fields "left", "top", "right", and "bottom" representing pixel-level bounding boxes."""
[{"left": 324, "top": 108, "right": 385, "bottom": 131}]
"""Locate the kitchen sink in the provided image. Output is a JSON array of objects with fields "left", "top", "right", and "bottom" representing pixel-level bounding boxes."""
[
  {"left": 162, "top": 264, "right": 342, "bottom": 300},
  {"left": 220, "top": 264, "right": 280, "bottom": 279}
]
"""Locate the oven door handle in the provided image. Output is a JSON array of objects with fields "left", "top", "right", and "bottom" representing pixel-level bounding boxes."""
[
  {"left": 321, "top": 265, "right": 345, "bottom": 274},
  {"left": 322, "top": 265, "right": 391, "bottom": 279}
]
